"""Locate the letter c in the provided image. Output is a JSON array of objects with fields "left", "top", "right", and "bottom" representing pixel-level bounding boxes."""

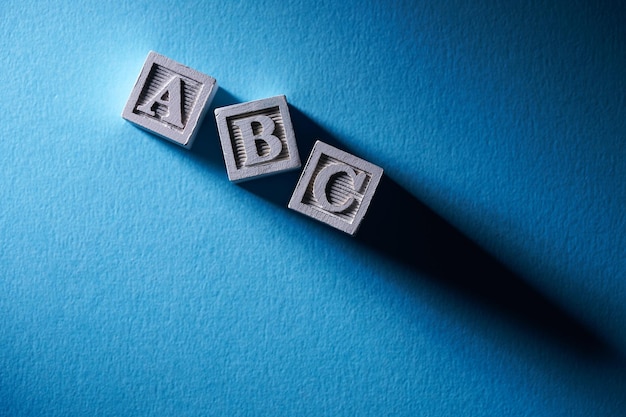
[{"left": 313, "top": 164, "right": 367, "bottom": 213}]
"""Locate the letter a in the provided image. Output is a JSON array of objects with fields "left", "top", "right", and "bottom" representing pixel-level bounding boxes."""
[{"left": 136, "top": 76, "right": 184, "bottom": 128}]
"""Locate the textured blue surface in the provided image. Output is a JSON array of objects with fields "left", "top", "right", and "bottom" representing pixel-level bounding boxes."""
[{"left": 1, "top": 1, "right": 625, "bottom": 416}]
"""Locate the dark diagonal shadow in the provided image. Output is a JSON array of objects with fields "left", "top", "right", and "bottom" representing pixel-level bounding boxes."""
[
  {"left": 190, "top": 98, "right": 617, "bottom": 359},
  {"left": 358, "top": 176, "right": 618, "bottom": 357},
  {"left": 280, "top": 105, "right": 614, "bottom": 359}
]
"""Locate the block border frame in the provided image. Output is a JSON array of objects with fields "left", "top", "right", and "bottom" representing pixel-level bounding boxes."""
[
  {"left": 288, "top": 140, "right": 383, "bottom": 236},
  {"left": 122, "top": 51, "right": 218, "bottom": 149},
  {"left": 214, "top": 95, "right": 301, "bottom": 182}
]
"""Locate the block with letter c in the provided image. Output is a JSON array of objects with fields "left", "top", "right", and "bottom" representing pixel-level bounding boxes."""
[{"left": 288, "top": 141, "right": 383, "bottom": 235}]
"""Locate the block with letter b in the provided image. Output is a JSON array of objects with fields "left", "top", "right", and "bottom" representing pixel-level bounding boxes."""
[
  {"left": 214, "top": 96, "right": 301, "bottom": 182},
  {"left": 288, "top": 141, "right": 383, "bottom": 235},
  {"left": 122, "top": 51, "right": 218, "bottom": 148}
]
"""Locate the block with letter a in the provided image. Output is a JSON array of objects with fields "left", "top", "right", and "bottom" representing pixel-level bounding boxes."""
[
  {"left": 288, "top": 141, "right": 383, "bottom": 236},
  {"left": 122, "top": 51, "right": 217, "bottom": 148},
  {"left": 214, "top": 96, "right": 301, "bottom": 182}
]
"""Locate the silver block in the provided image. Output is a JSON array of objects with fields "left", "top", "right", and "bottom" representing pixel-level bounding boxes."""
[
  {"left": 122, "top": 51, "right": 218, "bottom": 149},
  {"left": 288, "top": 140, "right": 383, "bottom": 236},
  {"left": 214, "top": 96, "right": 301, "bottom": 182}
]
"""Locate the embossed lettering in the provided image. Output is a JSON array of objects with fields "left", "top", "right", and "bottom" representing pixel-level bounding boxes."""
[
  {"left": 136, "top": 76, "right": 184, "bottom": 128},
  {"left": 232, "top": 115, "right": 282, "bottom": 166},
  {"left": 313, "top": 164, "right": 366, "bottom": 213}
]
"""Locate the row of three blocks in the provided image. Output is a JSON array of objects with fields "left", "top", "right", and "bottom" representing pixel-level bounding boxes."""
[{"left": 122, "top": 52, "right": 383, "bottom": 235}]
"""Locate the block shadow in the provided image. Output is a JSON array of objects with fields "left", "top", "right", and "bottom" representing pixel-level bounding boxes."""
[
  {"left": 248, "top": 105, "right": 616, "bottom": 360},
  {"left": 190, "top": 97, "right": 617, "bottom": 359},
  {"left": 190, "top": 87, "right": 241, "bottom": 169},
  {"left": 359, "top": 176, "right": 618, "bottom": 357}
]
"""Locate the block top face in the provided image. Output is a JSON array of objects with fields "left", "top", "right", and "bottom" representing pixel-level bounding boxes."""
[
  {"left": 288, "top": 140, "right": 383, "bottom": 236},
  {"left": 214, "top": 95, "right": 301, "bottom": 182},
  {"left": 122, "top": 51, "right": 218, "bottom": 148}
]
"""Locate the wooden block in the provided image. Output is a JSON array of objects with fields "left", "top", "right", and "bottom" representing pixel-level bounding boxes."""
[
  {"left": 288, "top": 140, "right": 383, "bottom": 236},
  {"left": 122, "top": 51, "right": 217, "bottom": 149},
  {"left": 214, "top": 96, "right": 301, "bottom": 182}
]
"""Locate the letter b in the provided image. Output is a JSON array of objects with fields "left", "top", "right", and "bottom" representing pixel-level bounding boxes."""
[
  {"left": 214, "top": 96, "right": 301, "bottom": 182},
  {"left": 232, "top": 114, "right": 282, "bottom": 166}
]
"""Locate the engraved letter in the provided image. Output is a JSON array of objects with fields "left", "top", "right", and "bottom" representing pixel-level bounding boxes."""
[
  {"left": 232, "top": 115, "right": 282, "bottom": 166},
  {"left": 313, "top": 164, "right": 366, "bottom": 213},
  {"left": 136, "top": 76, "right": 184, "bottom": 128}
]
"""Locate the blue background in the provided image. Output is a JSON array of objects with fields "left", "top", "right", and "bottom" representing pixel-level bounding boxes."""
[{"left": 1, "top": 0, "right": 625, "bottom": 415}]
